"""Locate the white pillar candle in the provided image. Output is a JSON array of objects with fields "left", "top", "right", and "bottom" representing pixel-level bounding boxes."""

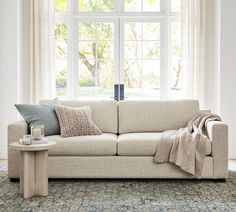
[{"left": 33, "top": 128, "right": 42, "bottom": 140}]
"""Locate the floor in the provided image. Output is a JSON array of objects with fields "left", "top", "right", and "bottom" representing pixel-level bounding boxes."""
[
  {"left": 0, "top": 160, "right": 7, "bottom": 165},
  {"left": 229, "top": 160, "right": 236, "bottom": 171},
  {"left": 1, "top": 171, "right": 236, "bottom": 211},
  {"left": 1, "top": 159, "right": 236, "bottom": 170},
  {"left": 1, "top": 160, "right": 235, "bottom": 210},
  {"left": 0, "top": 160, "right": 7, "bottom": 172}
]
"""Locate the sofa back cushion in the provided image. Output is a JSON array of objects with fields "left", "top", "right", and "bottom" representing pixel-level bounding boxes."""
[
  {"left": 60, "top": 100, "right": 118, "bottom": 134},
  {"left": 118, "top": 100, "right": 199, "bottom": 134}
]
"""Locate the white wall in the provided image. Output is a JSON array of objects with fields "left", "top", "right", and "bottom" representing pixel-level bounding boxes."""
[
  {"left": 0, "top": 0, "right": 19, "bottom": 158},
  {"left": 18, "top": 0, "right": 31, "bottom": 104},
  {"left": 205, "top": 0, "right": 220, "bottom": 114},
  {"left": 203, "top": 0, "right": 236, "bottom": 159},
  {"left": 220, "top": 0, "right": 236, "bottom": 159}
]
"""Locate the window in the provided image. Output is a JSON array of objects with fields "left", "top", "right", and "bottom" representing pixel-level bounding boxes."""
[
  {"left": 122, "top": 20, "right": 161, "bottom": 98},
  {"left": 78, "top": 20, "right": 116, "bottom": 97},
  {"left": 53, "top": 0, "right": 182, "bottom": 100}
]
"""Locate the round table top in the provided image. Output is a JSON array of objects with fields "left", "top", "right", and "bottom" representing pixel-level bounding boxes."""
[{"left": 10, "top": 140, "right": 57, "bottom": 151}]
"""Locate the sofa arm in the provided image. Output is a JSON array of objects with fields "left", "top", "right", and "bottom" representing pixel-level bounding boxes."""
[
  {"left": 8, "top": 120, "right": 28, "bottom": 178},
  {"left": 206, "top": 121, "right": 228, "bottom": 179},
  {"left": 8, "top": 120, "right": 28, "bottom": 144}
]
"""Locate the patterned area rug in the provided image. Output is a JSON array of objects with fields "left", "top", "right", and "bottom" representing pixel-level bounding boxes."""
[
  {"left": 0, "top": 165, "right": 7, "bottom": 172},
  {"left": 1, "top": 171, "right": 236, "bottom": 212}
]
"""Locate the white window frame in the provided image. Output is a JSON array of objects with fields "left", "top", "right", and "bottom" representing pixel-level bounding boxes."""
[
  {"left": 168, "top": 17, "right": 181, "bottom": 99},
  {"left": 120, "top": 18, "right": 164, "bottom": 98},
  {"left": 53, "top": 0, "right": 181, "bottom": 99},
  {"left": 76, "top": 17, "right": 118, "bottom": 99}
]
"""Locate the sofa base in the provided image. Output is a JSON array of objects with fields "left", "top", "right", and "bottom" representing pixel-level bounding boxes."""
[
  {"left": 213, "top": 179, "right": 226, "bottom": 182},
  {"left": 47, "top": 156, "right": 214, "bottom": 179},
  {"left": 10, "top": 178, "right": 19, "bottom": 182},
  {"left": 9, "top": 178, "right": 227, "bottom": 183},
  {"left": 8, "top": 156, "right": 225, "bottom": 179}
]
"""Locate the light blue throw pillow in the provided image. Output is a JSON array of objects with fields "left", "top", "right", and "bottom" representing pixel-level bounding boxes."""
[{"left": 15, "top": 98, "right": 60, "bottom": 136}]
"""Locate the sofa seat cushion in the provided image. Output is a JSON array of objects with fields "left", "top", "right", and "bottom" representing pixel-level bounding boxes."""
[
  {"left": 47, "top": 133, "right": 117, "bottom": 156},
  {"left": 117, "top": 133, "right": 211, "bottom": 156}
]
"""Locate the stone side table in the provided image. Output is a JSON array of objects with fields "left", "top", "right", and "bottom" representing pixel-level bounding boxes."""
[{"left": 10, "top": 141, "right": 56, "bottom": 198}]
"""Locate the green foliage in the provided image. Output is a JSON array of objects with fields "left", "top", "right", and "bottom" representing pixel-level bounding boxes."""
[
  {"left": 55, "top": 22, "right": 67, "bottom": 40},
  {"left": 56, "top": 68, "right": 67, "bottom": 88},
  {"left": 97, "top": 0, "right": 115, "bottom": 11},
  {"left": 79, "top": 23, "right": 113, "bottom": 41},
  {"left": 79, "top": 0, "right": 96, "bottom": 12},
  {"left": 54, "top": 0, "right": 68, "bottom": 12},
  {"left": 125, "top": 0, "right": 133, "bottom": 3},
  {"left": 97, "top": 23, "right": 113, "bottom": 40},
  {"left": 145, "top": 43, "right": 160, "bottom": 58},
  {"left": 78, "top": 22, "right": 114, "bottom": 88},
  {"left": 79, "top": 0, "right": 115, "bottom": 12},
  {"left": 55, "top": 22, "right": 68, "bottom": 60},
  {"left": 79, "top": 77, "right": 95, "bottom": 87},
  {"left": 147, "top": 0, "right": 156, "bottom": 4}
]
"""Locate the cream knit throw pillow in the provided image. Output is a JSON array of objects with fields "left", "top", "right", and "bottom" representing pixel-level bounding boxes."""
[{"left": 55, "top": 105, "right": 102, "bottom": 137}]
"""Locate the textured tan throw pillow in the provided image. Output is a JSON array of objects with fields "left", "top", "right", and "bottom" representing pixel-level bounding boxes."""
[{"left": 55, "top": 105, "right": 102, "bottom": 137}]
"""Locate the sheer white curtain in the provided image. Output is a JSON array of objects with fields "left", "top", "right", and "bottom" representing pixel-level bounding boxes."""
[
  {"left": 28, "top": 0, "right": 55, "bottom": 103},
  {"left": 181, "top": 0, "right": 206, "bottom": 108}
]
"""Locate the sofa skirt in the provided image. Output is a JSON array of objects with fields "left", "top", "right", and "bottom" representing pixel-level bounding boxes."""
[{"left": 46, "top": 156, "right": 213, "bottom": 179}]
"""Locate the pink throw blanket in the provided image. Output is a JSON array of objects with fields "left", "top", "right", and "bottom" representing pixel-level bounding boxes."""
[{"left": 154, "top": 112, "right": 221, "bottom": 177}]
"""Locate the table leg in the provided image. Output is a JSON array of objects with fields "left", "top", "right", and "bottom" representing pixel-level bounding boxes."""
[
  {"left": 19, "top": 152, "right": 24, "bottom": 193},
  {"left": 35, "top": 150, "right": 48, "bottom": 196},
  {"left": 22, "top": 151, "right": 35, "bottom": 198}
]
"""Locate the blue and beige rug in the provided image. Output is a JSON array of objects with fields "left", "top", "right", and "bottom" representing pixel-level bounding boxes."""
[
  {"left": 0, "top": 165, "right": 7, "bottom": 172},
  {"left": 0, "top": 167, "right": 236, "bottom": 211}
]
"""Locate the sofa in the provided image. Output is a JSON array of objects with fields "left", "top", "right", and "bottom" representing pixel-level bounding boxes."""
[{"left": 8, "top": 100, "right": 228, "bottom": 180}]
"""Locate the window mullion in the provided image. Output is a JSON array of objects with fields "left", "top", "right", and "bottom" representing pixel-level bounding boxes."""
[
  {"left": 160, "top": 18, "right": 169, "bottom": 99},
  {"left": 115, "top": 19, "right": 121, "bottom": 100},
  {"left": 67, "top": 0, "right": 78, "bottom": 99},
  {"left": 141, "top": 23, "right": 144, "bottom": 95},
  {"left": 95, "top": 24, "right": 98, "bottom": 96},
  {"left": 119, "top": 0, "right": 124, "bottom": 13},
  {"left": 72, "top": 19, "right": 79, "bottom": 99},
  {"left": 67, "top": 0, "right": 73, "bottom": 99},
  {"left": 119, "top": 19, "right": 124, "bottom": 87},
  {"left": 160, "top": 0, "right": 166, "bottom": 14},
  {"left": 73, "top": 0, "right": 78, "bottom": 13}
]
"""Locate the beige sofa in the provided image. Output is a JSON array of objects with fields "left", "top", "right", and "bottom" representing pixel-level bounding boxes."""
[{"left": 8, "top": 100, "right": 228, "bottom": 180}]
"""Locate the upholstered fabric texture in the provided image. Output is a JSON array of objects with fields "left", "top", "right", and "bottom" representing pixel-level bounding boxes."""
[
  {"left": 47, "top": 133, "right": 117, "bottom": 156},
  {"left": 118, "top": 100, "right": 199, "bottom": 133},
  {"left": 47, "top": 156, "right": 213, "bottom": 179},
  {"left": 15, "top": 98, "right": 60, "bottom": 136},
  {"left": 60, "top": 100, "right": 118, "bottom": 133},
  {"left": 7, "top": 119, "right": 226, "bottom": 180},
  {"left": 55, "top": 105, "right": 102, "bottom": 137},
  {"left": 117, "top": 133, "right": 211, "bottom": 156},
  {"left": 207, "top": 121, "right": 228, "bottom": 178},
  {"left": 8, "top": 100, "right": 228, "bottom": 179}
]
